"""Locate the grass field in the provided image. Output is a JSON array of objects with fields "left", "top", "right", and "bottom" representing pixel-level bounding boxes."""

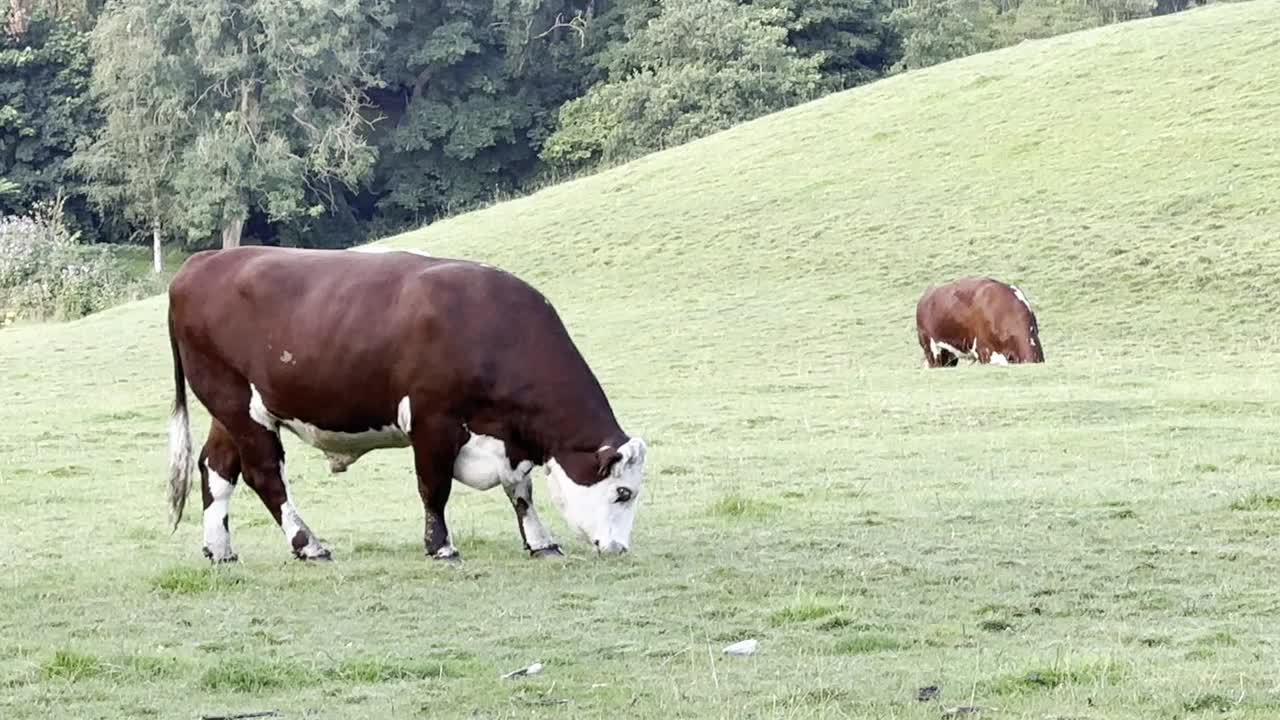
[{"left": 5, "top": 2, "right": 1280, "bottom": 717}]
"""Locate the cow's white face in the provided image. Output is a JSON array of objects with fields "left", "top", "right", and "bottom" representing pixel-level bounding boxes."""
[{"left": 546, "top": 437, "right": 647, "bottom": 555}]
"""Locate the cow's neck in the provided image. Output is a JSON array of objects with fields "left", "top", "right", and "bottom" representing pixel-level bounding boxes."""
[{"left": 520, "top": 382, "right": 626, "bottom": 463}]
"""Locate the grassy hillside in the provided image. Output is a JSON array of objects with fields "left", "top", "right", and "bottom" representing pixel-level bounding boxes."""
[{"left": 4, "top": 2, "right": 1280, "bottom": 718}]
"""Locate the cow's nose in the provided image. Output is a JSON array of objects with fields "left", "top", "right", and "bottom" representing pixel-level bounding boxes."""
[{"left": 594, "top": 539, "right": 628, "bottom": 555}]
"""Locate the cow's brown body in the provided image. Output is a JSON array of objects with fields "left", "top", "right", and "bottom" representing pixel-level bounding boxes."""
[
  {"left": 915, "top": 276, "right": 1044, "bottom": 367},
  {"left": 166, "top": 246, "right": 647, "bottom": 563}
]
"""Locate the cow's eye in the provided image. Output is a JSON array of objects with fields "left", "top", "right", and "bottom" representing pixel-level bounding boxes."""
[{"left": 615, "top": 487, "right": 633, "bottom": 504}]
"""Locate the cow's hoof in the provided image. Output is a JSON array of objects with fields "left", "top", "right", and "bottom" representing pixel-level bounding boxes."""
[
  {"left": 530, "top": 545, "right": 564, "bottom": 559},
  {"left": 430, "top": 547, "right": 462, "bottom": 564},
  {"left": 202, "top": 547, "right": 239, "bottom": 564},
  {"left": 294, "top": 546, "right": 333, "bottom": 562}
]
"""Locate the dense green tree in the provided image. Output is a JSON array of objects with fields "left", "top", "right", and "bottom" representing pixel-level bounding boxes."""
[
  {"left": 363, "top": 0, "right": 598, "bottom": 233},
  {"left": 71, "top": 31, "right": 178, "bottom": 271},
  {"left": 81, "top": 0, "right": 395, "bottom": 250},
  {"left": 890, "top": 0, "right": 997, "bottom": 70},
  {"left": 755, "top": 0, "right": 902, "bottom": 90},
  {"left": 0, "top": 8, "right": 101, "bottom": 235},
  {"left": 541, "top": 0, "right": 823, "bottom": 172}
]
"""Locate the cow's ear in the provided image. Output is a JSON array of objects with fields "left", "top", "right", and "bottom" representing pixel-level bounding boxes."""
[{"left": 596, "top": 446, "right": 624, "bottom": 479}]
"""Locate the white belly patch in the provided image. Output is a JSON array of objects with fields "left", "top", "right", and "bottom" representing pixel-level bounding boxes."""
[
  {"left": 279, "top": 418, "right": 411, "bottom": 454},
  {"left": 247, "top": 387, "right": 531, "bottom": 487},
  {"left": 249, "top": 385, "right": 412, "bottom": 455}
]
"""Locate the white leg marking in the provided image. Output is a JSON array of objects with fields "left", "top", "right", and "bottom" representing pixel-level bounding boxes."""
[
  {"left": 202, "top": 462, "right": 236, "bottom": 561},
  {"left": 397, "top": 396, "right": 412, "bottom": 435},
  {"left": 277, "top": 460, "right": 330, "bottom": 559},
  {"left": 990, "top": 352, "right": 1009, "bottom": 365},
  {"left": 504, "top": 470, "right": 558, "bottom": 551},
  {"left": 451, "top": 433, "right": 560, "bottom": 552},
  {"left": 433, "top": 536, "right": 460, "bottom": 559}
]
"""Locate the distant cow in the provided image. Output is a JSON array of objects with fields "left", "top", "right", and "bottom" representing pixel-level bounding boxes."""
[
  {"left": 166, "top": 246, "right": 648, "bottom": 563},
  {"left": 915, "top": 276, "right": 1044, "bottom": 367}
]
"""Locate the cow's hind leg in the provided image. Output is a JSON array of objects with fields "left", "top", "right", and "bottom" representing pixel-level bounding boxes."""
[
  {"left": 412, "top": 419, "right": 468, "bottom": 562},
  {"left": 184, "top": 358, "right": 329, "bottom": 560},
  {"left": 918, "top": 331, "right": 936, "bottom": 368},
  {"left": 234, "top": 420, "right": 331, "bottom": 561},
  {"left": 502, "top": 470, "right": 563, "bottom": 558},
  {"left": 922, "top": 336, "right": 956, "bottom": 368},
  {"left": 199, "top": 419, "right": 241, "bottom": 563}
]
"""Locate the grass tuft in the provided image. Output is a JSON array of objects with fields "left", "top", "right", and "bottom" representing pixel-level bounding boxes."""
[
  {"left": 149, "top": 566, "right": 243, "bottom": 595},
  {"left": 768, "top": 601, "right": 841, "bottom": 626},
  {"left": 1228, "top": 493, "right": 1280, "bottom": 512},
  {"left": 979, "top": 618, "right": 1015, "bottom": 632},
  {"left": 199, "top": 658, "right": 319, "bottom": 693},
  {"left": 710, "top": 494, "right": 779, "bottom": 520},
  {"left": 1183, "top": 693, "right": 1234, "bottom": 713},
  {"left": 40, "top": 649, "right": 102, "bottom": 682},
  {"left": 832, "top": 633, "right": 903, "bottom": 655},
  {"left": 988, "top": 660, "right": 1121, "bottom": 695},
  {"left": 334, "top": 657, "right": 466, "bottom": 683}
]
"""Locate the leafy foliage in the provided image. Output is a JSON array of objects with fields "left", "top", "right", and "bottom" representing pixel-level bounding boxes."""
[
  {"left": 891, "top": 0, "right": 1163, "bottom": 70},
  {"left": 541, "top": 0, "right": 823, "bottom": 171},
  {"left": 754, "top": 0, "right": 903, "bottom": 90},
  {"left": 0, "top": 11, "right": 102, "bottom": 238},
  {"left": 890, "top": 0, "right": 998, "bottom": 70},
  {"left": 364, "top": 0, "right": 596, "bottom": 232},
  {"left": 80, "top": 0, "right": 396, "bottom": 248}
]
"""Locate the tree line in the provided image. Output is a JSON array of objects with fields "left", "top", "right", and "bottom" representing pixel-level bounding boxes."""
[{"left": 1, "top": 0, "right": 1209, "bottom": 270}]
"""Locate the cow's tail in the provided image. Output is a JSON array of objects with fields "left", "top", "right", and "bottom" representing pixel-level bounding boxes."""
[{"left": 167, "top": 315, "right": 193, "bottom": 532}]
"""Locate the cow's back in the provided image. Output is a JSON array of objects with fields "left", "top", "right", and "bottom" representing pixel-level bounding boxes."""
[{"left": 168, "top": 246, "right": 590, "bottom": 428}]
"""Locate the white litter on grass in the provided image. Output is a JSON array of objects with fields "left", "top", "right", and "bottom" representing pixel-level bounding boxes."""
[
  {"left": 501, "top": 662, "right": 544, "bottom": 679},
  {"left": 723, "top": 639, "right": 759, "bottom": 656}
]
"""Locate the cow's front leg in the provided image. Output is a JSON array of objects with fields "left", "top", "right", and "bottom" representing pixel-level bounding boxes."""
[
  {"left": 502, "top": 468, "right": 562, "bottom": 558},
  {"left": 412, "top": 420, "right": 467, "bottom": 562}
]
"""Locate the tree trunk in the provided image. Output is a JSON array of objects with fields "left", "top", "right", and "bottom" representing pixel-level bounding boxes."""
[
  {"left": 152, "top": 223, "right": 163, "bottom": 273},
  {"left": 8, "top": 0, "right": 32, "bottom": 36},
  {"left": 221, "top": 217, "right": 244, "bottom": 249}
]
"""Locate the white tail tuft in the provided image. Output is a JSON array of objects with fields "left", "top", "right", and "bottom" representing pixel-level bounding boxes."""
[{"left": 167, "top": 404, "right": 193, "bottom": 531}]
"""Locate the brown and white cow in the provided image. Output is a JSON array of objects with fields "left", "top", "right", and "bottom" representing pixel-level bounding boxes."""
[
  {"left": 915, "top": 276, "right": 1044, "bottom": 367},
  {"left": 166, "top": 246, "right": 648, "bottom": 563}
]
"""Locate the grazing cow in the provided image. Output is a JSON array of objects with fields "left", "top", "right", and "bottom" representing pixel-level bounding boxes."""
[
  {"left": 915, "top": 276, "right": 1044, "bottom": 367},
  {"left": 166, "top": 246, "right": 648, "bottom": 563}
]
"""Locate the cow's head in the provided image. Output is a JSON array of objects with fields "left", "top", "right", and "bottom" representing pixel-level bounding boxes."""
[
  {"left": 1007, "top": 284, "right": 1046, "bottom": 364},
  {"left": 546, "top": 437, "right": 647, "bottom": 555}
]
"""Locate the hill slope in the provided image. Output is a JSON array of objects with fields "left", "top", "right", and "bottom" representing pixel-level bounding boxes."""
[
  {"left": 4, "top": 3, "right": 1280, "bottom": 719},
  {"left": 370, "top": 0, "right": 1280, "bottom": 375}
]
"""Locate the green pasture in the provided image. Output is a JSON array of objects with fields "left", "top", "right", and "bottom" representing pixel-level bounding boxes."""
[{"left": 3, "top": 2, "right": 1280, "bottom": 717}]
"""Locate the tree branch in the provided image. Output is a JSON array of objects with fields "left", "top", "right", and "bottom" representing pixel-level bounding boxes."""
[
  {"left": 532, "top": 12, "right": 587, "bottom": 46},
  {"left": 411, "top": 68, "right": 431, "bottom": 102}
]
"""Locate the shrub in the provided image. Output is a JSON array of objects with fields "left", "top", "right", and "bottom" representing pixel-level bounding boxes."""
[{"left": 0, "top": 197, "right": 139, "bottom": 323}]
